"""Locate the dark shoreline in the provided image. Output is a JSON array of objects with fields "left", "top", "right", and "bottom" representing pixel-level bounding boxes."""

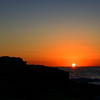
[
  {"left": 0, "top": 64, "right": 100, "bottom": 99},
  {"left": 0, "top": 56, "right": 100, "bottom": 99}
]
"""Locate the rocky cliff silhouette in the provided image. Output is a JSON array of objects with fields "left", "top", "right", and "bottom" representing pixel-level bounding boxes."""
[
  {"left": 0, "top": 56, "right": 100, "bottom": 100},
  {"left": 0, "top": 56, "right": 27, "bottom": 66}
]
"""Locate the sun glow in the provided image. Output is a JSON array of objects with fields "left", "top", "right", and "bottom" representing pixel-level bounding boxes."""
[{"left": 72, "top": 63, "right": 76, "bottom": 67}]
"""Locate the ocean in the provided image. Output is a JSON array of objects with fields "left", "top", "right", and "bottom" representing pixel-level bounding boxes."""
[{"left": 58, "top": 67, "right": 100, "bottom": 85}]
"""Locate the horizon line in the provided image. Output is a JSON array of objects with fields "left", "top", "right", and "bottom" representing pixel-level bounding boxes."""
[{"left": 26, "top": 64, "right": 100, "bottom": 67}]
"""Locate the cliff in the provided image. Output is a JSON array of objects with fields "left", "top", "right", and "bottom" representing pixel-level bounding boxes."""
[
  {"left": 0, "top": 56, "right": 70, "bottom": 99},
  {"left": 0, "top": 56, "right": 100, "bottom": 100}
]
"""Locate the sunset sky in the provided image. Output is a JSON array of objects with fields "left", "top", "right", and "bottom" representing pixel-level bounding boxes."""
[{"left": 0, "top": 0, "right": 100, "bottom": 66}]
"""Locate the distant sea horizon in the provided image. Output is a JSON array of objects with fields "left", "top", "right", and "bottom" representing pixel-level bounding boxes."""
[
  {"left": 54, "top": 66, "right": 100, "bottom": 85},
  {"left": 51, "top": 66, "right": 100, "bottom": 67}
]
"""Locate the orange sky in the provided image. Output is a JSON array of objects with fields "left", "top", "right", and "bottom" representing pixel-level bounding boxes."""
[{"left": 0, "top": 0, "right": 100, "bottom": 66}]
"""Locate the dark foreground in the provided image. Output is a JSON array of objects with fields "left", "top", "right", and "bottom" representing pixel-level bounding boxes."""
[
  {"left": 0, "top": 65, "right": 100, "bottom": 100},
  {"left": 0, "top": 57, "right": 100, "bottom": 100}
]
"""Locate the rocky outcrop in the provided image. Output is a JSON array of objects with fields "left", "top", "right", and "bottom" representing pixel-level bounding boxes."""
[{"left": 0, "top": 56, "right": 27, "bottom": 66}]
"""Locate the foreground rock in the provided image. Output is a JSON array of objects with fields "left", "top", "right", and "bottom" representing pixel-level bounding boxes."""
[{"left": 0, "top": 56, "right": 100, "bottom": 100}]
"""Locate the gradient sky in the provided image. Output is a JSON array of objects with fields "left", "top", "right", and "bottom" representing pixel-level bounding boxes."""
[{"left": 0, "top": 0, "right": 100, "bottom": 66}]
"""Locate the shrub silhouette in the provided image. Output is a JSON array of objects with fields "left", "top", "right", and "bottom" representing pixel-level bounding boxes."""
[{"left": 0, "top": 56, "right": 27, "bottom": 66}]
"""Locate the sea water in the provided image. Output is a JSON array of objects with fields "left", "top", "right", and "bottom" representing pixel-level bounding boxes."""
[{"left": 58, "top": 67, "right": 100, "bottom": 85}]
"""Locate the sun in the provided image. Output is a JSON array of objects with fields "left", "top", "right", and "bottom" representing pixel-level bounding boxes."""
[{"left": 72, "top": 63, "right": 76, "bottom": 67}]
